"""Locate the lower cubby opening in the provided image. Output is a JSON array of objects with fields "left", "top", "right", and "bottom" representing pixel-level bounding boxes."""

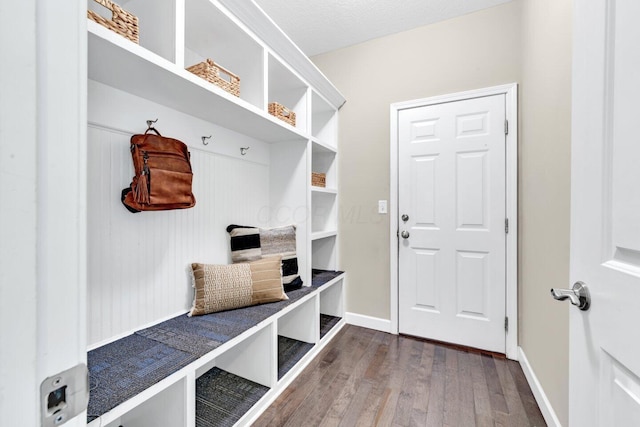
[
  {"left": 100, "top": 378, "right": 187, "bottom": 427},
  {"left": 278, "top": 336, "right": 314, "bottom": 380},
  {"left": 196, "top": 368, "right": 270, "bottom": 427},
  {"left": 319, "top": 314, "right": 341, "bottom": 339}
]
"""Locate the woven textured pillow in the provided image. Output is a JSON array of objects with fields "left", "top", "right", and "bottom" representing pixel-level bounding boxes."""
[
  {"left": 189, "top": 256, "right": 287, "bottom": 316},
  {"left": 227, "top": 224, "right": 303, "bottom": 292},
  {"left": 228, "top": 226, "right": 261, "bottom": 263}
]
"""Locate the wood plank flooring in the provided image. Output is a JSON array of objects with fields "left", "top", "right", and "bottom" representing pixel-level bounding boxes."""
[{"left": 253, "top": 325, "right": 546, "bottom": 427}]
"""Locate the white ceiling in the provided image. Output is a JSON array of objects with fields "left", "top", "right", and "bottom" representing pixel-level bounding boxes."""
[{"left": 254, "top": 0, "right": 514, "bottom": 57}]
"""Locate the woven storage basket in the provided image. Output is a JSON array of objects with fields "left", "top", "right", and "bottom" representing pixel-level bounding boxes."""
[
  {"left": 311, "top": 173, "right": 326, "bottom": 187},
  {"left": 186, "top": 59, "right": 240, "bottom": 97},
  {"left": 87, "top": 0, "right": 139, "bottom": 44},
  {"left": 268, "top": 102, "right": 296, "bottom": 127}
]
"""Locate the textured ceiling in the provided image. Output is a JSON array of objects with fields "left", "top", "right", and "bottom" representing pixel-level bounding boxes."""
[{"left": 254, "top": 0, "right": 515, "bottom": 57}]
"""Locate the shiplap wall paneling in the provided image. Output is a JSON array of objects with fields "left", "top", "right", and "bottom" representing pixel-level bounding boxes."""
[{"left": 87, "top": 124, "right": 270, "bottom": 346}]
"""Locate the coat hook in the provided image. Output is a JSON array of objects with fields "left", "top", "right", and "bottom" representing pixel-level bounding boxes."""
[
  {"left": 146, "top": 118, "right": 158, "bottom": 130},
  {"left": 201, "top": 135, "right": 212, "bottom": 146},
  {"left": 240, "top": 147, "right": 250, "bottom": 155}
]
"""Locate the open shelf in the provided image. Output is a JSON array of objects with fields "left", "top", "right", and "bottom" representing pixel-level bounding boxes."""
[
  {"left": 312, "top": 186, "right": 337, "bottom": 194},
  {"left": 277, "top": 297, "right": 316, "bottom": 380},
  {"left": 320, "top": 314, "right": 341, "bottom": 339},
  {"left": 311, "top": 269, "right": 344, "bottom": 288},
  {"left": 88, "top": 22, "right": 306, "bottom": 144},
  {"left": 312, "top": 191, "right": 337, "bottom": 235},
  {"left": 268, "top": 54, "right": 308, "bottom": 133},
  {"left": 312, "top": 144, "right": 337, "bottom": 189},
  {"left": 100, "top": 377, "right": 187, "bottom": 427},
  {"left": 278, "top": 336, "right": 314, "bottom": 380},
  {"left": 312, "top": 236, "right": 338, "bottom": 271},
  {"left": 185, "top": 0, "right": 264, "bottom": 109},
  {"left": 88, "top": 0, "right": 178, "bottom": 63},
  {"left": 311, "top": 137, "right": 337, "bottom": 154},
  {"left": 311, "top": 230, "right": 338, "bottom": 241},
  {"left": 196, "top": 368, "right": 269, "bottom": 427},
  {"left": 312, "top": 91, "right": 337, "bottom": 146}
]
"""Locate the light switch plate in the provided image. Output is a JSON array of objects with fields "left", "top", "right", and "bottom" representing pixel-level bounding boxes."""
[{"left": 378, "top": 200, "right": 388, "bottom": 214}]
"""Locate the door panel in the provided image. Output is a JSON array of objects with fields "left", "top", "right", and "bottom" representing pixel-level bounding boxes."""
[
  {"left": 457, "top": 151, "right": 488, "bottom": 229},
  {"left": 398, "top": 94, "right": 506, "bottom": 353},
  {"left": 456, "top": 250, "right": 490, "bottom": 319},
  {"left": 570, "top": 0, "right": 640, "bottom": 424},
  {"left": 411, "top": 156, "right": 437, "bottom": 225}
]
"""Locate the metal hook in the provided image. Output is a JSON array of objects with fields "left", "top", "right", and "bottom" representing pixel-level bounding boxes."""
[
  {"left": 240, "top": 147, "right": 250, "bottom": 156},
  {"left": 146, "top": 118, "right": 158, "bottom": 130},
  {"left": 201, "top": 135, "right": 212, "bottom": 146}
]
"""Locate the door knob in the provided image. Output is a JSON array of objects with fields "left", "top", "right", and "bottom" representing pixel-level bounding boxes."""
[
  {"left": 401, "top": 230, "right": 410, "bottom": 239},
  {"left": 550, "top": 281, "right": 590, "bottom": 311},
  {"left": 401, "top": 214, "right": 409, "bottom": 222}
]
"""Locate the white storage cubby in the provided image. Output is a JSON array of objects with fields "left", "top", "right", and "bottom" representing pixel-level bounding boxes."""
[
  {"left": 312, "top": 236, "right": 338, "bottom": 271},
  {"left": 319, "top": 279, "right": 344, "bottom": 339},
  {"left": 311, "top": 91, "right": 338, "bottom": 146},
  {"left": 277, "top": 298, "right": 317, "bottom": 380},
  {"left": 185, "top": 0, "right": 264, "bottom": 108},
  {"left": 311, "top": 142, "right": 337, "bottom": 190},
  {"left": 267, "top": 54, "right": 309, "bottom": 132},
  {"left": 88, "top": 0, "right": 179, "bottom": 62},
  {"left": 278, "top": 297, "right": 318, "bottom": 345},
  {"left": 85, "top": 0, "right": 345, "bottom": 425},
  {"left": 312, "top": 192, "right": 337, "bottom": 235},
  {"left": 320, "top": 279, "right": 344, "bottom": 319},
  {"left": 204, "top": 323, "right": 275, "bottom": 388},
  {"left": 101, "top": 378, "right": 188, "bottom": 427}
]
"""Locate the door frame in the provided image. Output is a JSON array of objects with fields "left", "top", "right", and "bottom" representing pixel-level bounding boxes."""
[
  {"left": 0, "top": 0, "right": 87, "bottom": 423},
  {"left": 389, "top": 83, "right": 518, "bottom": 359}
]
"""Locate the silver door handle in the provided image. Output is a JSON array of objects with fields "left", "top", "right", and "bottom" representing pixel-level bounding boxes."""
[
  {"left": 550, "top": 281, "right": 590, "bottom": 311},
  {"left": 401, "top": 230, "right": 410, "bottom": 239}
]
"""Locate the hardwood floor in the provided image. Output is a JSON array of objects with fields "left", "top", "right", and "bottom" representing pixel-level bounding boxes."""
[{"left": 253, "top": 325, "right": 546, "bottom": 427}]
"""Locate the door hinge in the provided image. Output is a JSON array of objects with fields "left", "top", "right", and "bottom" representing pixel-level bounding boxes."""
[
  {"left": 505, "top": 218, "right": 509, "bottom": 234},
  {"left": 504, "top": 119, "right": 509, "bottom": 135},
  {"left": 505, "top": 316, "right": 509, "bottom": 332}
]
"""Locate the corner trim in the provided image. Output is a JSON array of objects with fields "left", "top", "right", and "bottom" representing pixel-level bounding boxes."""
[
  {"left": 518, "top": 346, "right": 563, "bottom": 427},
  {"left": 345, "top": 312, "right": 392, "bottom": 333},
  {"left": 217, "top": 0, "right": 346, "bottom": 110}
]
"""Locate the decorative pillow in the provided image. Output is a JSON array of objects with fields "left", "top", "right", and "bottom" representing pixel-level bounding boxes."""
[
  {"left": 227, "top": 224, "right": 303, "bottom": 292},
  {"left": 228, "top": 226, "right": 261, "bottom": 263},
  {"left": 188, "top": 256, "right": 287, "bottom": 317}
]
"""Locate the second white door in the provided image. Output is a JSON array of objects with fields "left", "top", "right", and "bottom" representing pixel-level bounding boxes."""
[{"left": 398, "top": 94, "right": 507, "bottom": 353}]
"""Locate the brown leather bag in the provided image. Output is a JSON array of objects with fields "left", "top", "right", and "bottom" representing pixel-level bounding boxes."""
[{"left": 121, "top": 128, "right": 196, "bottom": 213}]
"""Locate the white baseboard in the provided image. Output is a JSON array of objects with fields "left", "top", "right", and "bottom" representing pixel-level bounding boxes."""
[
  {"left": 518, "top": 346, "right": 562, "bottom": 427},
  {"left": 345, "top": 312, "right": 391, "bottom": 333}
]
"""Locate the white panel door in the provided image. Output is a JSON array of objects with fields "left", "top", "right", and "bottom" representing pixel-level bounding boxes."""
[
  {"left": 569, "top": 0, "right": 640, "bottom": 425},
  {"left": 398, "top": 95, "right": 506, "bottom": 353}
]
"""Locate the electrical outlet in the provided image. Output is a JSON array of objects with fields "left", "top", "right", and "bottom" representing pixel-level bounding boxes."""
[{"left": 378, "top": 200, "right": 388, "bottom": 214}]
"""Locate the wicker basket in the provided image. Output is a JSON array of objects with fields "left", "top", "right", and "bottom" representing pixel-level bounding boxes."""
[
  {"left": 186, "top": 59, "right": 240, "bottom": 97},
  {"left": 87, "top": 0, "right": 139, "bottom": 44},
  {"left": 268, "top": 102, "right": 296, "bottom": 127},
  {"left": 311, "top": 173, "right": 326, "bottom": 188}
]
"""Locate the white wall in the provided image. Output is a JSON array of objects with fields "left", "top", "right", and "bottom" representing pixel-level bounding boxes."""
[
  {"left": 312, "top": 1, "right": 572, "bottom": 424},
  {"left": 519, "top": 0, "right": 572, "bottom": 424},
  {"left": 312, "top": 1, "right": 522, "bottom": 322}
]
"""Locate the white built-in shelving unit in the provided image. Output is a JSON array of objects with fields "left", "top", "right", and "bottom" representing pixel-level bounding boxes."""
[
  {"left": 85, "top": 0, "right": 345, "bottom": 425},
  {"left": 310, "top": 91, "right": 339, "bottom": 272}
]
